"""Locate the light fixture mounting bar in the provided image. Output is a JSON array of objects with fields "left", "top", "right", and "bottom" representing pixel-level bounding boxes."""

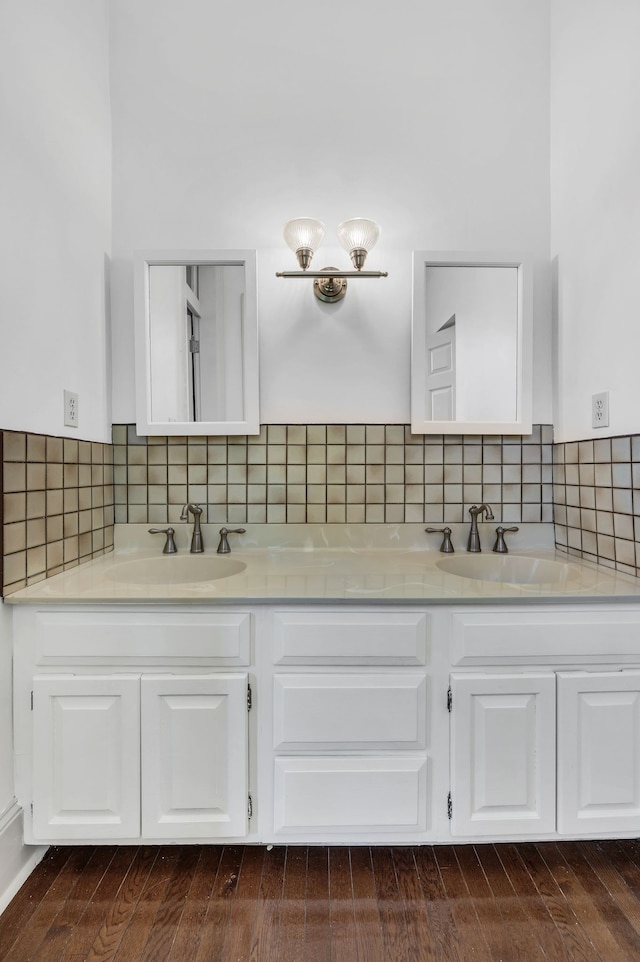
[{"left": 275, "top": 270, "right": 388, "bottom": 279}]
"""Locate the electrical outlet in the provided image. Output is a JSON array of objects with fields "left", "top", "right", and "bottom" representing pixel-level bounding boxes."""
[
  {"left": 592, "top": 391, "right": 609, "bottom": 429},
  {"left": 64, "top": 390, "right": 79, "bottom": 428}
]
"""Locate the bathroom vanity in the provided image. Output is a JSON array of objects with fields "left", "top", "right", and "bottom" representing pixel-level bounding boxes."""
[{"left": 9, "top": 527, "right": 640, "bottom": 847}]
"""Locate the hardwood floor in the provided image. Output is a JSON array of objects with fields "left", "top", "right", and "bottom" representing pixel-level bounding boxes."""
[{"left": 2, "top": 842, "right": 640, "bottom": 961}]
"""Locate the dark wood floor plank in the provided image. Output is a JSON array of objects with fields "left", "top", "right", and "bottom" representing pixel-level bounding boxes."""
[
  {"left": 277, "top": 846, "right": 307, "bottom": 962},
  {"left": 455, "top": 844, "right": 520, "bottom": 962},
  {"left": 517, "top": 842, "right": 601, "bottom": 962},
  {"left": 495, "top": 843, "right": 571, "bottom": 962},
  {"left": 2, "top": 846, "right": 116, "bottom": 962},
  {"left": 371, "top": 846, "right": 410, "bottom": 962},
  {"left": 392, "top": 847, "right": 438, "bottom": 962},
  {"left": 433, "top": 845, "right": 494, "bottom": 962},
  {"left": 304, "top": 846, "right": 331, "bottom": 962},
  {"left": 192, "top": 845, "right": 244, "bottom": 962},
  {"left": 535, "top": 842, "right": 629, "bottom": 962},
  {"left": 413, "top": 845, "right": 465, "bottom": 962},
  {"left": 582, "top": 840, "right": 640, "bottom": 928},
  {"left": 212, "top": 845, "right": 264, "bottom": 962},
  {"left": 136, "top": 846, "right": 200, "bottom": 962},
  {"left": 82, "top": 847, "right": 159, "bottom": 962},
  {"left": 350, "top": 846, "right": 384, "bottom": 962},
  {"left": 165, "top": 846, "right": 222, "bottom": 962},
  {"left": 559, "top": 841, "right": 640, "bottom": 959},
  {"left": 329, "top": 847, "right": 357, "bottom": 962},
  {"left": 0, "top": 847, "right": 79, "bottom": 956},
  {"left": 247, "top": 845, "right": 286, "bottom": 962},
  {"left": 473, "top": 843, "right": 547, "bottom": 962},
  {"left": 110, "top": 846, "right": 183, "bottom": 962},
  {"left": 57, "top": 847, "right": 148, "bottom": 962}
]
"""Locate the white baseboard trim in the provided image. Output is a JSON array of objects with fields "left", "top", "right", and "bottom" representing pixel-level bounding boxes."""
[{"left": 0, "top": 802, "right": 47, "bottom": 916}]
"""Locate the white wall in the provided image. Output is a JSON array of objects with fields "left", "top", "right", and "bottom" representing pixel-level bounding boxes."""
[
  {"left": 0, "top": 0, "right": 112, "bottom": 902},
  {"left": 0, "top": 606, "right": 13, "bottom": 817},
  {"left": 551, "top": 0, "right": 640, "bottom": 442},
  {"left": 0, "top": 0, "right": 112, "bottom": 442},
  {"left": 109, "top": 0, "right": 552, "bottom": 426}
]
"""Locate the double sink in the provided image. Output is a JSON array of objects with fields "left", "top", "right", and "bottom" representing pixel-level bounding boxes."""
[{"left": 104, "top": 549, "right": 589, "bottom": 589}]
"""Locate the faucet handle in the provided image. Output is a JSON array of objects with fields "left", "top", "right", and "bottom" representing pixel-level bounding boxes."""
[
  {"left": 148, "top": 527, "right": 177, "bottom": 554},
  {"left": 492, "top": 525, "right": 519, "bottom": 554},
  {"left": 425, "top": 527, "right": 454, "bottom": 553},
  {"left": 217, "top": 527, "right": 246, "bottom": 555}
]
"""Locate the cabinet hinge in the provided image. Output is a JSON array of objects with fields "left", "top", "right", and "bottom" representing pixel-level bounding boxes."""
[
  {"left": 447, "top": 792, "right": 453, "bottom": 819},
  {"left": 447, "top": 686, "right": 452, "bottom": 712},
  {"left": 247, "top": 683, "right": 252, "bottom": 712},
  {"left": 189, "top": 336, "right": 200, "bottom": 354},
  {"left": 30, "top": 691, "right": 33, "bottom": 711},
  {"left": 248, "top": 794, "right": 253, "bottom": 819},
  {"left": 30, "top": 803, "right": 33, "bottom": 816}
]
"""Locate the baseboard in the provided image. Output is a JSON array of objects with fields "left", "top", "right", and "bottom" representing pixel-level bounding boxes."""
[{"left": 0, "top": 801, "right": 47, "bottom": 916}]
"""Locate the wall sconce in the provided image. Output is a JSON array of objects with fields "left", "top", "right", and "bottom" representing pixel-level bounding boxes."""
[{"left": 276, "top": 217, "right": 388, "bottom": 303}]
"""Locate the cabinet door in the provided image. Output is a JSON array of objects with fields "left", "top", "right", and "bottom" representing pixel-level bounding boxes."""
[
  {"left": 141, "top": 673, "right": 248, "bottom": 838},
  {"left": 450, "top": 672, "right": 556, "bottom": 837},
  {"left": 558, "top": 670, "right": 640, "bottom": 834},
  {"left": 32, "top": 674, "right": 140, "bottom": 840}
]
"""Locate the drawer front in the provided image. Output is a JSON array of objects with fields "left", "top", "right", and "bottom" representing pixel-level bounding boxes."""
[
  {"left": 274, "top": 757, "right": 428, "bottom": 834},
  {"left": 274, "top": 673, "right": 427, "bottom": 751},
  {"left": 451, "top": 608, "right": 640, "bottom": 665},
  {"left": 34, "top": 608, "right": 252, "bottom": 666},
  {"left": 272, "top": 610, "right": 428, "bottom": 665}
]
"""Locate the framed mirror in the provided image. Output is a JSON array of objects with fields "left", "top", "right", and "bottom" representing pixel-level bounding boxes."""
[
  {"left": 134, "top": 250, "right": 259, "bottom": 435},
  {"left": 411, "top": 252, "right": 532, "bottom": 435}
]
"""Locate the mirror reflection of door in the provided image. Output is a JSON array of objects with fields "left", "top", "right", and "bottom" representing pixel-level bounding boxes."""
[
  {"left": 148, "top": 264, "right": 246, "bottom": 423},
  {"left": 425, "top": 316, "right": 456, "bottom": 420},
  {"left": 424, "top": 266, "right": 518, "bottom": 422}
]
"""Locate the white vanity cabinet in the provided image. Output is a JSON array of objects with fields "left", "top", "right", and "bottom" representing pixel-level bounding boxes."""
[
  {"left": 269, "top": 608, "right": 431, "bottom": 839},
  {"left": 14, "top": 606, "right": 253, "bottom": 845},
  {"left": 449, "top": 671, "right": 556, "bottom": 837},
  {"left": 13, "top": 598, "right": 640, "bottom": 846},
  {"left": 557, "top": 670, "right": 640, "bottom": 835},
  {"left": 449, "top": 606, "right": 640, "bottom": 841}
]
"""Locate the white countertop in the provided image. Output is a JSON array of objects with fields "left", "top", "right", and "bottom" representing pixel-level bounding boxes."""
[{"left": 6, "top": 524, "right": 640, "bottom": 605}]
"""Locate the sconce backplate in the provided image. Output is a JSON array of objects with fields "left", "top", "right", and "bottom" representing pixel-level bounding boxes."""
[{"left": 314, "top": 267, "right": 347, "bottom": 303}]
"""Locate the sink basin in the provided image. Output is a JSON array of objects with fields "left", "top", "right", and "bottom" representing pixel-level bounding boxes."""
[
  {"left": 106, "top": 555, "right": 246, "bottom": 585},
  {"left": 436, "top": 554, "right": 588, "bottom": 586}
]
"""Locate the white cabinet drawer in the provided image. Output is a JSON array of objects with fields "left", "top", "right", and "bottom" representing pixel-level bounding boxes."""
[
  {"left": 272, "top": 609, "right": 428, "bottom": 665},
  {"left": 451, "top": 607, "right": 640, "bottom": 665},
  {"left": 274, "top": 673, "right": 427, "bottom": 751},
  {"left": 33, "top": 607, "right": 252, "bottom": 666},
  {"left": 274, "top": 757, "right": 428, "bottom": 834}
]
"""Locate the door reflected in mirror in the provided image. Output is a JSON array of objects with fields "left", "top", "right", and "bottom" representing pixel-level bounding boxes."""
[
  {"left": 135, "top": 251, "right": 259, "bottom": 436},
  {"left": 424, "top": 265, "right": 518, "bottom": 422},
  {"left": 411, "top": 252, "right": 532, "bottom": 435}
]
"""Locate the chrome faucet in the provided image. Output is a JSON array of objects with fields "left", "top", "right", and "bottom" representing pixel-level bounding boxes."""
[
  {"left": 180, "top": 503, "right": 204, "bottom": 553},
  {"left": 467, "top": 504, "right": 494, "bottom": 552}
]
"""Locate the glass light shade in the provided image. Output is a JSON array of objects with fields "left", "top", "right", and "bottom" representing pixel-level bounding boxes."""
[
  {"left": 336, "top": 218, "right": 381, "bottom": 256},
  {"left": 283, "top": 218, "right": 325, "bottom": 256}
]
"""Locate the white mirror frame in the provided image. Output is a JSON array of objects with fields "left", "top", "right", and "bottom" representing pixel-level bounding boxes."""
[
  {"left": 134, "top": 249, "right": 259, "bottom": 436},
  {"left": 411, "top": 251, "right": 533, "bottom": 435}
]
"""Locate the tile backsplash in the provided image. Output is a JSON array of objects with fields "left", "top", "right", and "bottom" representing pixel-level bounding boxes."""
[
  {"left": 2, "top": 430, "right": 114, "bottom": 595},
  {"left": 5, "top": 421, "right": 640, "bottom": 592},
  {"left": 113, "top": 423, "right": 554, "bottom": 527},
  {"left": 553, "top": 435, "right": 640, "bottom": 577}
]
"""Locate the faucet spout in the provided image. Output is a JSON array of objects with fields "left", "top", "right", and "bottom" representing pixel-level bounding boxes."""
[
  {"left": 180, "top": 503, "right": 204, "bottom": 553},
  {"left": 467, "top": 503, "right": 494, "bottom": 553}
]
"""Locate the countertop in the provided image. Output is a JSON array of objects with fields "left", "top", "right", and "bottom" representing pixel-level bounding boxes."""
[{"left": 6, "top": 524, "right": 640, "bottom": 606}]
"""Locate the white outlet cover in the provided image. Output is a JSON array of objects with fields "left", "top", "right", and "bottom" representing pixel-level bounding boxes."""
[
  {"left": 64, "top": 390, "right": 79, "bottom": 428},
  {"left": 592, "top": 391, "right": 609, "bottom": 429}
]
